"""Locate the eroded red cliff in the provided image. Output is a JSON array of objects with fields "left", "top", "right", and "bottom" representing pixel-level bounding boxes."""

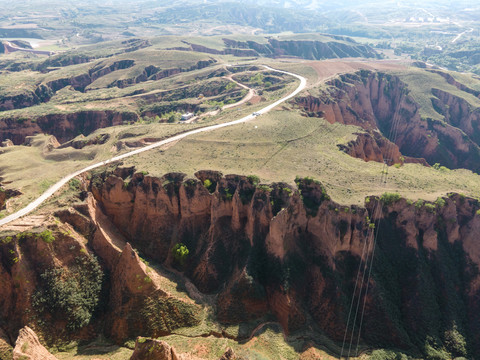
[
  {"left": 296, "top": 70, "right": 480, "bottom": 171},
  {"left": 2, "top": 169, "right": 480, "bottom": 358},
  {"left": 88, "top": 168, "right": 480, "bottom": 357}
]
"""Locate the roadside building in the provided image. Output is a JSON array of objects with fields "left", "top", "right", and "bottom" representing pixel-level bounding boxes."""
[{"left": 181, "top": 113, "right": 194, "bottom": 121}]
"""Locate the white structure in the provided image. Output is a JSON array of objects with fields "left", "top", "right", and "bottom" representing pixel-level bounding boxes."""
[{"left": 181, "top": 113, "right": 194, "bottom": 121}]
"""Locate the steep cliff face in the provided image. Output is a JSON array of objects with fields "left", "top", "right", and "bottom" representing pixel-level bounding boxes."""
[
  {"left": 177, "top": 38, "right": 377, "bottom": 60},
  {"left": 90, "top": 169, "right": 480, "bottom": 357},
  {"left": 221, "top": 38, "right": 378, "bottom": 60},
  {"left": 2, "top": 169, "right": 480, "bottom": 357},
  {"left": 0, "top": 110, "right": 138, "bottom": 144},
  {"left": 0, "top": 84, "right": 52, "bottom": 112},
  {"left": 0, "top": 201, "right": 200, "bottom": 347},
  {"left": 0, "top": 226, "right": 104, "bottom": 344},
  {"left": 296, "top": 71, "right": 480, "bottom": 171}
]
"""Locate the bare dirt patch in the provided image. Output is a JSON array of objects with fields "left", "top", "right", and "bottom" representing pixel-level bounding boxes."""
[{"left": 305, "top": 59, "right": 409, "bottom": 86}]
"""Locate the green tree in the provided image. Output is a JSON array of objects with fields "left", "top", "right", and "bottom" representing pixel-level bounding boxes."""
[
  {"left": 172, "top": 243, "right": 189, "bottom": 267},
  {"left": 167, "top": 114, "right": 176, "bottom": 123}
]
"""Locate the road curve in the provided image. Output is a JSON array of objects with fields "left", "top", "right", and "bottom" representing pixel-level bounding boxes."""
[{"left": 0, "top": 65, "right": 306, "bottom": 227}]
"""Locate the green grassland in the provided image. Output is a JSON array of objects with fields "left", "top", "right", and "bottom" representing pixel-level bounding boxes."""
[
  {"left": 120, "top": 107, "right": 480, "bottom": 205},
  {"left": 392, "top": 67, "right": 480, "bottom": 121},
  {"left": 2, "top": 38, "right": 480, "bottom": 210},
  {"left": 3, "top": 57, "right": 480, "bottom": 216},
  {"left": 52, "top": 326, "right": 335, "bottom": 360},
  {"left": 0, "top": 71, "right": 298, "bottom": 216}
]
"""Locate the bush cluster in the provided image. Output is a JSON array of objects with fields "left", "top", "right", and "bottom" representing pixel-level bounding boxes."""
[{"left": 32, "top": 255, "right": 103, "bottom": 330}]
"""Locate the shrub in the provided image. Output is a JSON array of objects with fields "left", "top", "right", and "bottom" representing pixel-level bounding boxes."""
[
  {"left": 224, "top": 188, "right": 233, "bottom": 200},
  {"left": 257, "top": 184, "right": 272, "bottom": 192},
  {"left": 424, "top": 342, "right": 450, "bottom": 360},
  {"left": 172, "top": 243, "right": 189, "bottom": 267},
  {"left": 68, "top": 178, "right": 81, "bottom": 191},
  {"left": 247, "top": 175, "right": 260, "bottom": 186},
  {"left": 370, "top": 349, "right": 408, "bottom": 360},
  {"left": 250, "top": 73, "right": 264, "bottom": 85},
  {"left": 444, "top": 323, "right": 467, "bottom": 358},
  {"left": 433, "top": 163, "right": 451, "bottom": 172},
  {"left": 203, "top": 179, "right": 215, "bottom": 193},
  {"left": 415, "top": 200, "right": 424, "bottom": 209},
  {"left": 142, "top": 296, "right": 200, "bottom": 334},
  {"left": 380, "top": 192, "right": 402, "bottom": 205},
  {"left": 435, "top": 197, "right": 446, "bottom": 208},
  {"left": 39, "top": 230, "right": 55, "bottom": 243}
]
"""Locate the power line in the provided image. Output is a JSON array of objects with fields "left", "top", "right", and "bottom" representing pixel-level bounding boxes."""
[{"left": 340, "top": 85, "right": 407, "bottom": 359}]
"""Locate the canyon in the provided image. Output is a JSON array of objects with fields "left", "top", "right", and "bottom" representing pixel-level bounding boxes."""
[
  {"left": 296, "top": 70, "right": 480, "bottom": 171},
  {"left": 1, "top": 168, "right": 479, "bottom": 358}
]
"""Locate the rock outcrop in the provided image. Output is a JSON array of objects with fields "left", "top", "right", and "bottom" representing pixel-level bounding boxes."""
[
  {"left": 12, "top": 327, "right": 57, "bottom": 360},
  {"left": 130, "top": 338, "right": 181, "bottom": 360},
  {"left": 338, "top": 131, "right": 429, "bottom": 166},
  {"left": 130, "top": 338, "right": 239, "bottom": 360},
  {"left": 296, "top": 70, "right": 480, "bottom": 171},
  {"left": 1, "top": 139, "right": 13, "bottom": 147}
]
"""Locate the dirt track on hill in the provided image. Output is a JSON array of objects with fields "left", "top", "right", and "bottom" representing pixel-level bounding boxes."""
[{"left": 0, "top": 65, "right": 306, "bottom": 227}]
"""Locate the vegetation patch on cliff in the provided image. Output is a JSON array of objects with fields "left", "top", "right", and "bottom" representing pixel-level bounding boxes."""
[{"left": 32, "top": 254, "right": 104, "bottom": 332}]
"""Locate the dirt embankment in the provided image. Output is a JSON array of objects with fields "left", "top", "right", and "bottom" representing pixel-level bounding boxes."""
[
  {"left": 0, "top": 186, "right": 21, "bottom": 211},
  {"left": 295, "top": 70, "right": 480, "bottom": 171},
  {"left": 0, "top": 110, "right": 139, "bottom": 145}
]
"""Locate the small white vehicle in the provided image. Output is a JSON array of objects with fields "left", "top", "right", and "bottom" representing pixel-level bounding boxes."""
[{"left": 252, "top": 112, "right": 260, "bottom": 116}]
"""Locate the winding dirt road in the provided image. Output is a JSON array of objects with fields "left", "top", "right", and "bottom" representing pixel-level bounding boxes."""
[
  {"left": 0, "top": 65, "right": 306, "bottom": 227},
  {"left": 222, "top": 74, "right": 256, "bottom": 109}
]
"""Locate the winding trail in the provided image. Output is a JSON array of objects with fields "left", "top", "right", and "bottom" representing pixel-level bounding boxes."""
[
  {"left": 452, "top": 27, "right": 474, "bottom": 44},
  {"left": 0, "top": 65, "right": 306, "bottom": 227},
  {"left": 222, "top": 74, "right": 256, "bottom": 109}
]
